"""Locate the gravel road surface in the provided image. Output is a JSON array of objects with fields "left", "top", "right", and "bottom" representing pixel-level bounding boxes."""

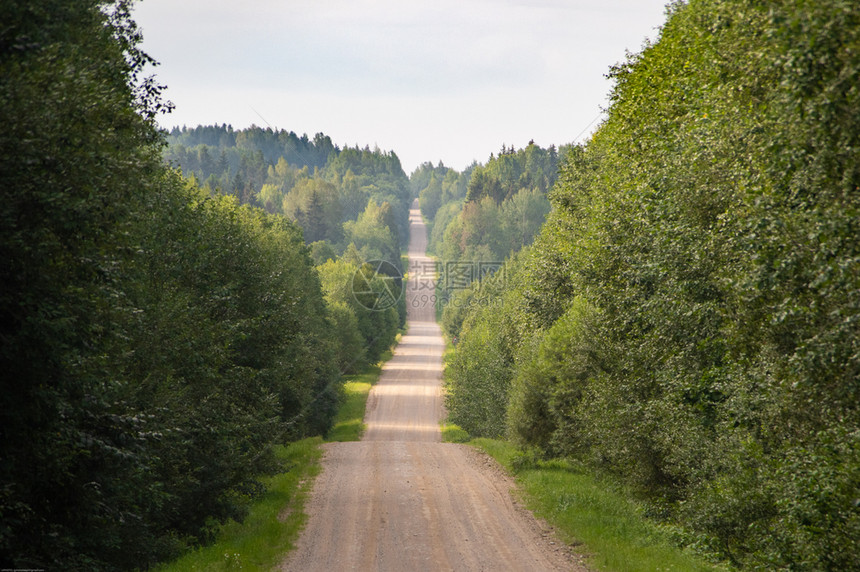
[{"left": 281, "top": 200, "right": 584, "bottom": 571}]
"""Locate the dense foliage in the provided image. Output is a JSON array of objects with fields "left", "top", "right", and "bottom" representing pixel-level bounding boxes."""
[
  {"left": 413, "top": 144, "right": 559, "bottom": 307},
  {"left": 442, "top": 0, "right": 860, "bottom": 568},
  {"left": 165, "top": 127, "right": 410, "bottom": 369},
  {"left": 165, "top": 125, "right": 412, "bottom": 268},
  {"left": 0, "top": 1, "right": 402, "bottom": 569},
  {"left": 316, "top": 254, "right": 402, "bottom": 372}
]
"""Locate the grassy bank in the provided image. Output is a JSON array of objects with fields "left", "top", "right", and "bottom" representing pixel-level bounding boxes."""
[
  {"left": 324, "top": 348, "right": 392, "bottom": 442},
  {"left": 448, "top": 432, "right": 727, "bottom": 572},
  {"left": 155, "top": 437, "right": 322, "bottom": 572},
  {"left": 156, "top": 346, "right": 397, "bottom": 571}
]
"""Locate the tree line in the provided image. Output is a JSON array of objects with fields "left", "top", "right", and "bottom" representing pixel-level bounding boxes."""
[
  {"left": 165, "top": 125, "right": 411, "bottom": 264},
  {"left": 164, "top": 126, "right": 411, "bottom": 373},
  {"left": 437, "top": 0, "right": 859, "bottom": 569},
  {"left": 0, "top": 1, "right": 403, "bottom": 569},
  {"left": 413, "top": 142, "right": 562, "bottom": 305}
]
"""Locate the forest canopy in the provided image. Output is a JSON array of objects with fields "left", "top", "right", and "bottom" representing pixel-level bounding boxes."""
[
  {"left": 0, "top": 1, "right": 403, "bottom": 569},
  {"left": 413, "top": 142, "right": 563, "bottom": 309},
  {"left": 439, "top": 0, "right": 860, "bottom": 569},
  {"left": 3, "top": 0, "right": 858, "bottom": 570},
  {"left": 163, "top": 124, "right": 412, "bottom": 264}
]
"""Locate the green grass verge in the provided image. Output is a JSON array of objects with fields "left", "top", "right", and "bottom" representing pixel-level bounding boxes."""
[
  {"left": 440, "top": 422, "right": 470, "bottom": 443},
  {"left": 155, "top": 437, "right": 322, "bottom": 572},
  {"left": 156, "top": 337, "right": 401, "bottom": 570},
  {"left": 326, "top": 340, "right": 398, "bottom": 442},
  {"left": 325, "top": 373, "right": 376, "bottom": 442},
  {"left": 470, "top": 438, "right": 728, "bottom": 572}
]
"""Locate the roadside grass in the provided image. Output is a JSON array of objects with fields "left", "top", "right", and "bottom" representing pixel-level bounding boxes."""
[
  {"left": 325, "top": 344, "right": 403, "bottom": 443},
  {"left": 325, "top": 340, "right": 398, "bottom": 442},
  {"left": 470, "top": 438, "right": 728, "bottom": 572},
  {"left": 155, "top": 437, "right": 322, "bottom": 572},
  {"left": 156, "top": 341, "right": 399, "bottom": 571},
  {"left": 324, "top": 377, "right": 373, "bottom": 442},
  {"left": 325, "top": 367, "right": 380, "bottom": 442},
  {"left": 440, "top": 422, "right": 470, "bottom": 443}
]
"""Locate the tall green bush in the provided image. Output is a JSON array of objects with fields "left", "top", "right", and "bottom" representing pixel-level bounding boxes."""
[
  {"left": 507, "top": 296, "right": 597, "bottom": 456},
  {"left": 0, "top": 2, "right": 347, "bottom": 568},
  {"left": 447, "top": 0, "right": 860, "bottom": 567}
]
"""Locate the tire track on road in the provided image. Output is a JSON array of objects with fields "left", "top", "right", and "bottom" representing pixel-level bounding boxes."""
[{"left": 282, "top": 200, "right": 582, "bottom": 571}]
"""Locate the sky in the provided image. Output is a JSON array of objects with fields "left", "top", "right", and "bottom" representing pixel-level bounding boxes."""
[{"left": 133, "top": 0, "right": 671, "bottom": 173}]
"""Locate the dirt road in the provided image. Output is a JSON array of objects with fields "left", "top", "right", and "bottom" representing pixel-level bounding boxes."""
[{"left": 282, "top": 200, "right": 582, "bottom": 571}]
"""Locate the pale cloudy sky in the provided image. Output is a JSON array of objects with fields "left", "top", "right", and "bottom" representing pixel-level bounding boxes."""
[{"left": 134, "top": 0, "right": 671, "bottom": 173}]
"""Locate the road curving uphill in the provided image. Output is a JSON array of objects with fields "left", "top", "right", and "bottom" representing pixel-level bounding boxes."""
[{"left": 282, "top": 200, "right": 582, "bottom": 571}]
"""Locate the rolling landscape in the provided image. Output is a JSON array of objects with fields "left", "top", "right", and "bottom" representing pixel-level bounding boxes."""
[{"left": 1, "top": 0, "right": 858, "bottom": 570}]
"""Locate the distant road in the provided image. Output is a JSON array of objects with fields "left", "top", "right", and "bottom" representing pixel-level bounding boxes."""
[{"left": 281, "top": 199, "right": 580, "bottom": 571}]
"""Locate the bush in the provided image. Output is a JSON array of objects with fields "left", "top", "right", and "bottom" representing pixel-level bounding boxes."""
[{"left": 439, "top": 0, "right": 860, "bottom": 567}]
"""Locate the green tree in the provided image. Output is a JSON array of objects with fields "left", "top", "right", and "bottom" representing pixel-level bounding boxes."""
[
  {"left": 343, "top": 199, "right": 402, "bottom": 270},
  {"left": 317, "top": 258, "right": 400, "bottom": 368},
  {"left": 282, "top": 177, "right": 343, "bottom": 245},
  {"left": 448, "top": 1, "right": 860, "bottom": 568},
  {"left": 0, "top": 0, "right": 174, "bottom": 566},
  {"left": 0, "top": 2, "right": 350, "bottom": 568},
  {"left": 418, "top": 173, "right": 443, "bottom": 220}
]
